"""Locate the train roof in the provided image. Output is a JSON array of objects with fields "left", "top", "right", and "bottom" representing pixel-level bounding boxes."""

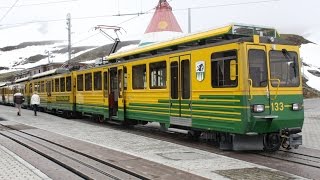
[
  {"left": 31, "top": 68, "right": 70, "bottom": 80},
  {"left": 15, "top": 76, "right": 30, "bottom": 83},
  {"left": 0, "top": 82, "right": 10, "bottom": 87},
  {"left": 107, "top": 23, "right": 279, "bottom": 61}
]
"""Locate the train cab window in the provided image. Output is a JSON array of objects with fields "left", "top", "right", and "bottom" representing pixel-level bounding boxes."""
[
  {"left": 211, "top": 50, "right": 238, "bottom": 88},
  {"left": 150, "top": 61, "right": 166, "bottom": 89},
  {"left": 132, "top": 64, "right": 146, "bottom": 89},
  {"left": 103, "top": 72, "right": 108, "bottom": 97},
  {"left": 55, "top": 79, "right": 59, "bottom": 92},
  {"left": 94, "top": 71, "right": 102, "bottom": 90},
  {"left": 60, "top": 77, "right": 65, "bottom": 92},
  {"left": 248, "top": 50, "right": 268, "bottom": 87},
  {"left": 270, "top": 50, "right": 300, "bottom": 87},
  {"left": 66, "top": 76, "right": 71, "bottom": 91},
  {"left": 85, "top": 73, "right": 92, "bottom": 91},
  {"left": 77, "top": 74, "right": 83, "bottom": 91}
]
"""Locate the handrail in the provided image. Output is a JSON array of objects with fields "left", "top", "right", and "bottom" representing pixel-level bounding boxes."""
[
  {"left": 270, "top": 79, "right": 280, "bottom": 100},
  {"left": 248, "top": 79, "right": 253, "bottom": 101}
]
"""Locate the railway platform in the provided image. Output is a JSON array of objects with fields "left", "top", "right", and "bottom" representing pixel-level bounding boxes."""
[{"left": 1, "top": 98, "right": 319, "bottom": 179}]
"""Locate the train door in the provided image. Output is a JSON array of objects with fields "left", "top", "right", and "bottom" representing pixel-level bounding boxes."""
[
  {"left": 169, "top": 54, "right": 192, "bottom": 127},
  {"left": 109, "top": 66, "right": 125, "bottom": 121},
  {"left": 46, "top": 80, "right": 52, "bottom": 109},
  {"left": 247, "top": 45, "right": 273, "bottom": 116},
  {"left": 103, "top": 68, "right": 109, "bottom": 118}
]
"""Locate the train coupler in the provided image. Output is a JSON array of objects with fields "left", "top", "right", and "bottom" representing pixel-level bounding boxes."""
[{"left": 281, "top": 128, "right": 302, "bottom": 150}]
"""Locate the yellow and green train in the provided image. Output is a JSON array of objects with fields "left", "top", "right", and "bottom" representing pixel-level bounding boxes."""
[{"left": 1, "top": 24, "right": 304, "bottom": 151}]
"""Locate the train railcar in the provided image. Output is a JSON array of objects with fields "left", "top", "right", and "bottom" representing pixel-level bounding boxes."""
[
  {"left": 26, "top": 68, "right": 74, "bottom": 116},
  {"left": 74, "top": 66, "right": 107, "bottom": 121},
  {"left": 95, "top": 24, "right": 303, "bottom": 151},
  {"left": 14, "top": 77, "right": 30, "bottom": 108},
  {"left": 2, "top": 24, "right": 303, "bottom": 151},
  {"left": 0, "top": 82, "right": 8, "bottom": 104}
]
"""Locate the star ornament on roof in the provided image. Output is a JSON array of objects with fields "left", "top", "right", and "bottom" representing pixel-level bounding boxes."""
[{"left": 158, "top": 21, "right": 168, "bottom": 30}]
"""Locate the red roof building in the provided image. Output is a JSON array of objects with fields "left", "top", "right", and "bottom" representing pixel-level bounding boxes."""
[{"left": 140, "top": 0, "right": 183, "bottom": 46}]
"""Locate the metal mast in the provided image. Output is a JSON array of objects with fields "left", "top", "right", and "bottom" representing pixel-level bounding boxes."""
[{"left": 67, "top": 13, "right": 71, "bottom": 62}]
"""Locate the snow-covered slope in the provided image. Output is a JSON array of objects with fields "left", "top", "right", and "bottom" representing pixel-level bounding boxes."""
[
  {"left": 0, "top": 41, "right": 96, "bottom": 74},
  {"left": 300, "top": 43, "right": 320, "bottom": 91}
]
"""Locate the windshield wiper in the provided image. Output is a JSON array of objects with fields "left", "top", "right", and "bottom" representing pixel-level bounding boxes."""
[{"left": 282, "top": 49, "right": 297, "bottom": 77}]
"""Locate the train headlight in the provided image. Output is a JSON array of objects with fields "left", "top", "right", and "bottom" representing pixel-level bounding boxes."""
[
  {"left": 292, "top": 103, "right": 302, "bottom": 111},
  {"left": 252, "top": 104, "right": 265, "bottom": 113}
]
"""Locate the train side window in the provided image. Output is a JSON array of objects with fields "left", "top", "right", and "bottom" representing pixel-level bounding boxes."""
[
  {"left": 150, "top": 61, "right": 166, "bottom": 89},
  {"left": 35, "top": 82, "right": 40, "bottom": 92},
  {"left": 46, "top": 81, "right": 52, "bottom": 95},
  {"left": 77, "top": 74, "right": 83, "bottom": 91},
  {"left": 132, "top": 64, "right": 146, "bottom": 89},
  {"left": 30, "top": 83, "right": 33, "bottom": 93},
  {"left": 40, "top": 81, "right": 44, "bottom": 93},
  {"left": 66, "top": 76, "right": 71, "bottom": 91},
  {"left": 85, "top": 73, "right": 92, "bottom": 91},
  {"left": 211, "top": 50, "right": 238, "bottom": 88},
  {"left": 60, "top": 77, "right": 65, "bottom": 92},
  {"left": 94, "top": 71, "right": 102, "bottom": 91},
  {"left": 55, "top": 79, "right": 59, "bottom": 92},
  {"left": 124, "top": 67, "right": 127, "bottom": 90},
  {"left": 103, "top": 72, "right": 108, "bottom": 97}
]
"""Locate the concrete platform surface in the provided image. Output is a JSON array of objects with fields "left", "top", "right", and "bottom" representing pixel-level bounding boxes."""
[{"left": 0, "top": 102, "right": 315, "bottom": 179}]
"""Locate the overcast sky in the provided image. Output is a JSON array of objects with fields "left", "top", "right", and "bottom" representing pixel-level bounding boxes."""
[{"left": 0, "top": 0, "right": 319, "bottom": 47}]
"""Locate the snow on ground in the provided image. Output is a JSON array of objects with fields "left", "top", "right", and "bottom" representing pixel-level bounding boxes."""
[
  {"left": 302, "top": 65, "right": 320, "bottom": 91},
  {"left": 300, "top": 43, "right": 320, "bottom": 67},
  {"left": 0, "top": 41, "right": 97, "bottom": 74},
  {"left": 300, "top": 43, "right": 320, "bottom": 91}
]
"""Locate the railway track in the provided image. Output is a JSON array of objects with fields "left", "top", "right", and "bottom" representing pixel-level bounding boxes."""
[
  {"left": 258, "top": 149, "right": 320, "bottom": 169},
  {"left": 0, "top": 124, "right": 149, "bottom": 180},
  {"left": 119, "top": 123, "right": 320, "bottom": 179}
]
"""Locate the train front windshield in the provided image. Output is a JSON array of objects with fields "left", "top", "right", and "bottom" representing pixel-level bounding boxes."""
[
  {"left": 269, "top": 50, "right": 300, "bottom": 87},
  {"left": 249, "top": 49, "right": 300, "bottom": 88}
]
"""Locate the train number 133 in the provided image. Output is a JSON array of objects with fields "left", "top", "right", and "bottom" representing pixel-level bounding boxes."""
[{"left": 271, "top": 102, "right": 284, "bottom": 111}]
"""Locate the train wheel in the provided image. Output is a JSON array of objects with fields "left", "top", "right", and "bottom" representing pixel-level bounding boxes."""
[
  {"left": 263, "top": 133, "right": 281, "bottom": 152},
  {"left": 97, "top": 115, "right": 104, "bottom": 123}
]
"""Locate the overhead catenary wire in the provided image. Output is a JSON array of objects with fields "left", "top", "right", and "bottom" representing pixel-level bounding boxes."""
[
  {"left": 0, "top": 0, "right": 20, "bottom": 23},
  {"left": 0, "top": 0, "right": 82, "bottom": 9},
  {"left": 0, "top": 0, "right": 280, "bottom": 28}
]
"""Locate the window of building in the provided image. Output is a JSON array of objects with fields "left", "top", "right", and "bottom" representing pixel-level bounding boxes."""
[
  {"left": 94, "top": 71, "right": 102, "bottom": 90},
  {"left": 55, "top": 79, "right": 59, "bottom": 92},
  {"left": 66, "top": 76, "right": 71, "bottom": 91},
  {"left": 85, "top": 73, "right": 92, "bottom": 91},
  {"left": 150, "top": 61, "right": 166, "bottom": 89},
  {"left": 77, "top": 74, "right": 83, "bottom": 91},
  {"left": 60, "top": 77, "right": 65, "bottom": 92},
  {"left": 211, "top": 50, "right": 238, "bottom": 87},
  {"left": 132, "top": 64, "right": 146, "bottom": 89}
]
